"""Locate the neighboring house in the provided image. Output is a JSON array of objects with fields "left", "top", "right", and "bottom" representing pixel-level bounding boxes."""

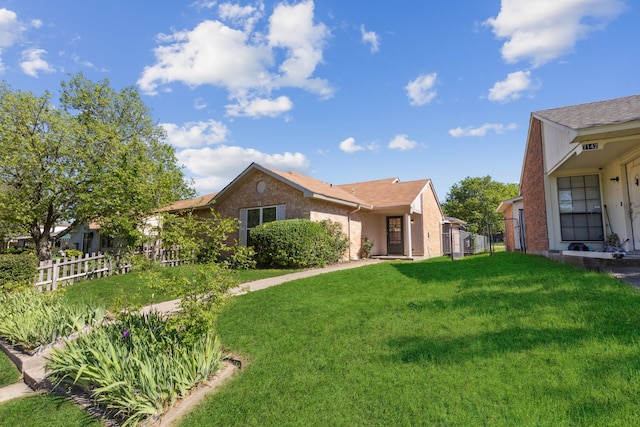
[
  {"left": 67, "top": 222, "right": 117, "bottom": 254},
  {"left": 164, "top": 162, "right": 444, "bottom": 260},
  {"left": 67, "top": 222, "right": 98, "bottom": 253},
  {"left": 496, "top": 196, "right": 524, "bottom": 252},
  {"left": 157, "top": 192, "right": 218, "bottom": 214},
  {"left": 441, "top": 216, "right": 466, "bottom": 255},
  {"left": 5, "top": 223, "right": 72, "bottom": 250},
  {"left": 500, "top": 94, "right": 640, "bottom": 256}
]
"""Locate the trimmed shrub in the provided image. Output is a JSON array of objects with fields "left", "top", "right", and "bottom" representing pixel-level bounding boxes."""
[
  {"left": 250, "top": 219, "right": 348, "bottom": 268},
  {"left": 0, "top": 253, "right": 38, "bottom": 292}
]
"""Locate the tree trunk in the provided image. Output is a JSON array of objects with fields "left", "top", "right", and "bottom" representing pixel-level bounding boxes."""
[
  {"left": 31, "top": 224, "right": 52, "bottom": 262},
  {"left": 36, "top": 237, "right": 52, "bottom": 262}
]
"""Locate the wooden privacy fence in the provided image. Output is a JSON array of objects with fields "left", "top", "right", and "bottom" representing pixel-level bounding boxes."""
[{"left": 35, "top": 252, "right": 131, "bottom": 291}]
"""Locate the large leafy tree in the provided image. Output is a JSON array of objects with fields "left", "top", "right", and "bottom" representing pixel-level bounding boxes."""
[
  {"left": 442, "top": 176, "right": 519, "bottom": 235},
  {"left": 0, "top": 73, "right": 193, "bottom": 261}
]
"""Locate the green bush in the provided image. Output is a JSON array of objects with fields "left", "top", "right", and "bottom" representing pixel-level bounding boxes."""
[
  {"left": 1, "top": 246, "right": 33, "bottom": 255},
  {"left": 250, "top": 219, "right": 348, "bottom": 268},
  {"left": 226, "top": 244, "right": 257, "bottom": 270},
  {"left": 0, "top": 253, "right": 38, "bottom": 292},
  {"left": 61, "top": 248, "right": 83, "bottom": 258}
]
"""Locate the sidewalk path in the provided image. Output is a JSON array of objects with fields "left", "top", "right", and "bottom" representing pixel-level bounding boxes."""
[
  {"left": 141, "top": 258, "right": 382, "bottom": 315},
  {"left": 0, "top": 259, "right": 383, "bottom": 403}
]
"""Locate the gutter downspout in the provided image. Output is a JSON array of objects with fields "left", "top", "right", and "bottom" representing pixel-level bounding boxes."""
[{"left": 348, "top": 206, "right": 362, "bottom": 260}]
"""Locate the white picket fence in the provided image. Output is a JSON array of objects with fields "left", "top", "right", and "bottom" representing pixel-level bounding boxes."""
[
  {"left": 139, "top": 246, "right": 192, "bottom": 267},
  {"left": 34, "top": 248, "right": 192, "bottom": 291},
  {"left": 35, "top": 252, "right": 131, "bottom": 291}
]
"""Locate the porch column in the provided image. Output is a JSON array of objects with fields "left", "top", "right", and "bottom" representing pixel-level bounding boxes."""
[{"left": 406, "top": 213, "right": 413, "bottom": 258}]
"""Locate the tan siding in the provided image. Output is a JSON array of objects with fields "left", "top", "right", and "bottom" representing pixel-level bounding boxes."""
[{"left": 421, "top": 185, "right": 443, "bottom": 257}]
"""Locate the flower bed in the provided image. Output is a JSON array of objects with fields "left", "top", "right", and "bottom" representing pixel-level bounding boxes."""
[{"left": 46, "top": 311, "right": 224, "bottom": 426}]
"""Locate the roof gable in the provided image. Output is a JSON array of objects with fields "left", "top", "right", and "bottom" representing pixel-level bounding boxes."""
[
  {"left": 335, "top": 178, "right": 432, "bottom": 209},
  {"left": 533, "top": 94, "right": 640, "bottom": 131},
  {"left": 165, "top": 162, "right": 438, "bottom": 212},
  {"left": 264, "top": 167, "right": 373, "bottom": 207},
  {"left": 158, "top": 192, "right": 217, "bottom": 213}
]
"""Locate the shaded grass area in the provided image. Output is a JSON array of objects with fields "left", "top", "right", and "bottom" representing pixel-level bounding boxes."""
[
  {"left": 59, "top": 266, "right": 299, "bottom": 310},
  {"left": 58, "top": 271, "right": 172, "bottom": 310},
  {"left": 180, "top": 253, "right": 640, "bottom": 426},
  {"left": 0, "top": 393, "right": 102, "bottom": 427},
  {"left": 0, "top": 350, "right": 20, "bottom": 387}
]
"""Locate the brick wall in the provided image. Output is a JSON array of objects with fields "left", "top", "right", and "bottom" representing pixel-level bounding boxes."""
[
  {"left": 420, "top": 183, "right": 443, "bottom": 257},
  {"left": 212, "top": 169, "right": 444, "bottom": 260},
  {"left": 502, "top": 208, "right": 515, "bottom": 252},
  {"left": 521, "top": 118, "right": 549, "bottom": 254},
  {"left": 215, "top": 170, "right": 361, "bottom": 259}
]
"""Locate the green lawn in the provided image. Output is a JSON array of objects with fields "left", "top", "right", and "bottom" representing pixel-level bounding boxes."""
[
  {"left": 0, "top": 350, "right": 20, "bottom": 387},
  {"left": 0, "top": 393, "right": 102, "bottom": 427},
  {"left": 59, "top": 266, "right": 299, "bottom": 310},
  {"left": 4, "top": 253, "right": 640, "bottom": 426},
  {"left": 178, "top": 253, "right": 640, "bottom": 426},
  {"left": 0, "top": 265, "right": 299, "bottom": 427}
]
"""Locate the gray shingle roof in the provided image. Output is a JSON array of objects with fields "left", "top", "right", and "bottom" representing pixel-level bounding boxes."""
[{"left": 533, "top": 94, "right": 640, "bottom": 130}]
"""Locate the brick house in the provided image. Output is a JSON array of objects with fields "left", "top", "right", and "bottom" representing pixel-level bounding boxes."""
[
  {"left": 500, "top": 95, "right": 640, "bottom": 256},
  {"left": 163, "top": 162, "right": 444, "bottom": 260}
]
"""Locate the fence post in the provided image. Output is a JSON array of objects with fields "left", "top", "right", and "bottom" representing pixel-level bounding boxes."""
[{"left": 51, "top": 258, "right": 59, "bottom": 290}]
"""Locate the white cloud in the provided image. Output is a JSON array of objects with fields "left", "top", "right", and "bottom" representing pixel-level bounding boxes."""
[
  {"left": 194, "top": 97, "right": 208, "bottom": 110},
  {"left": 388, "top": 134, "right": 417, "bottom": 151},
  {"left": 339, "top": 137, "right": 364, "bottom": 153},
  {"left": 485, "top": 0, "right": 625, "bottom": 67},
  {"left": 226, "top": 95, "right": 293, "bottom": 118},
  {"left": 218, "top": 2, "right": 264, "bottom": 33},
  {"left": 338, "top": 137, "right": 378, "bottom": 153},
  {"left": 30, "top": 19, "right": 42, "bottom": 29},
  {"left": 20, "top": 48, "right": 54, "bottom": 77},
  {"left": 191, "top": 1, "right": 217, "bottom": 10},
  {"left": 360, "top": 25, "right": 380, "bottom": 53},
  {"left": 138, "top": 0, "right": 333, "bottom": 117},
  {"left": 176, "top": 144, "right": 309, "bottom": 194},
  {"left": 267, "top": 1, "right": 332, "bottom": 98},
  {"left": 488, "top": 70, "right": 541, "bottom": 103},
  {"left": 405, "top": 72, "right": 438, "bottom": 106},
  {"left": 71, "top": 53, "right": 94, "bottom": 68},
  {"left": 449, "top": 122, "right": 517, "bottom": 137},
  {"left": 0, "top": 8, "right": 24, "bottom": 48},
  {"left": 161, "top": 120, "right": 229, "bottom": 148},
  {"left": 138, "top": 20, "right": 271, "bottom": 96}
]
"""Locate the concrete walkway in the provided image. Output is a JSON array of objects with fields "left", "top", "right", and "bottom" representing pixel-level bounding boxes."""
[
  {"left": 0, "top": 259, "right": 382, "bottom": 403},
  {"left": 599, "top": 265, "right": 640, "bottom": 289}
]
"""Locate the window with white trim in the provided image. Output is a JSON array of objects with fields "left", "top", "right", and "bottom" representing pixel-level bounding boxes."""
[
  {"left": 557, "top": 175, "right": 603, "bottom": 241},
  {"left": 239, "top": 205, "right": 286, "bottom": 245}
]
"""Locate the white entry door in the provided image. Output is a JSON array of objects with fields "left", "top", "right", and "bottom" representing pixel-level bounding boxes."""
[{"left": 626, "top": 161, "right": 640, "bottom": 250}]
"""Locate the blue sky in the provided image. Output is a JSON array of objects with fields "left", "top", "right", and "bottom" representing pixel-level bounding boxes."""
[{"left": 1, "top": 0, "right": 638, "bottom": 201}]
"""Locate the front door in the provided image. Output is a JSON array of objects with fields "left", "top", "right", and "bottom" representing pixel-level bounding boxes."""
[
  {"left": 626, "top": 161, "right": 640, "bottom": 250},
  {"left": 387, "top": 216, "right": 404, "bottom": 255}
]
